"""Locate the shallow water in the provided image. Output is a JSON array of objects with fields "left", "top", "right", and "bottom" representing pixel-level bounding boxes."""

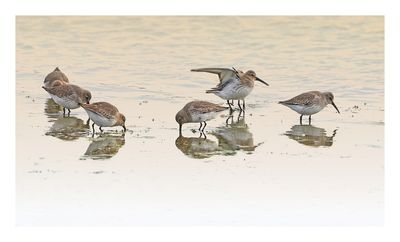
[{"left": 16, "top": 16, "right": 384, "bottom": 225}]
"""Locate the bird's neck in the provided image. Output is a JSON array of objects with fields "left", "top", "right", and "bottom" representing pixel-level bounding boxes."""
[{"left": 240, "top": 77, "right": 254, "bottom": 88}]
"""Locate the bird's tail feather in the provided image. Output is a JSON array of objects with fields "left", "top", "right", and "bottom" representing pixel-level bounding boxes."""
[{"left": 206, "top": 89, "right": 218, "bottom": 93}]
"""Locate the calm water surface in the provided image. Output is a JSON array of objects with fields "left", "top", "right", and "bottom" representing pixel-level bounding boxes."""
[{"left": 16, "top": 16, "right": 384, "bottom": 225}]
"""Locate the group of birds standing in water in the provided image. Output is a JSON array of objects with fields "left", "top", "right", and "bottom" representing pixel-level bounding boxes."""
[
  {"left": 42, "top": 66, "right": 340, "bottom": 137},
  {"left": 42, "top": 67, "right": 126, "bottom": 133},
  {"left": 176, "top": 67, "right": 340, "bottom": 135}
]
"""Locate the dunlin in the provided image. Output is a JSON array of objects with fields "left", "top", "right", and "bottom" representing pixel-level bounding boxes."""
[
  {"left": 42, "top": 84, "right": 92, "bottom": 115},
  {"left": 205, "top": 70, "right": 268, "bottom": 111},
  {"left": 44, "top": 67, "right": 70, "bottom": 88},
  {"left": 175, "top": 100, "right": 228, "bottom": 134},
  {"left": 80, "top": 102, "right": 126, "bottom": 134},
  {"left": 279, "top": 91, "right": 340, "bottom": 124},
  {"left": 191, "top": 67, "right": 244, "bottom": 106}
]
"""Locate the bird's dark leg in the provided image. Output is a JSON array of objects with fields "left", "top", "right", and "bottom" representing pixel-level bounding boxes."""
[
  {"left": 199, "top": 131, "right": 207, "bottom": 139},
  {"left": 300, "top": 115, "right": 303, "bottom": 125},
  {"left": 309, "top": 115, "right": 312, "bottom": 125},
  {"left": 201, "top": 122, "right": 207, "bottom": 132},
  {"left": 243, "top": 99, "right": 246, "bottom": 110},
  {"left": 198, "top": 122, "right": 203, "bottom": 131},
  {"left": 67, "top": 109, "right": 71, "bottom": 116},
  {"left": 226, "top": 115, "right": 233, "bottom": 125},
  {"left": 86, "top": 118, "right": 90, "bottom": 126},
  {"left": 238, "top": 100, "right": 243, "bottom": 111},
  {"left": 92, "top": 122, "right": 95, "bottom": 134},
  {"left": 226, "top": 108, "right": 234, "bottom": 125},
  {"left": 99, "top": 126, "right": 103, "bottom": 132},
  {"left": 227, "top": 100, "right": 233, "bottom": 111},
  {"left": 230, "top": 100, "right": 234, "bottom": 105},
  {"left": 229, "top": 107, "right": 234, "bottom": 116},
  {"left": 238, "top": 109, "right": 244, "bottom": 120},
  {"left": 63, "top": 107, "right": 66, "bottom": 116}
]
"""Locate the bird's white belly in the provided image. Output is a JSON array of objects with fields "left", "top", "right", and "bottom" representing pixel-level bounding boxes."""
[
  {"left": 51, "top": 94, "right": 79, "bottom": 109},
  {"left": 85, "top": 110, "right": 116, "bottom": 127},
  {"left": 216, "top": 83, "right": 253, "bottom": 100},
  {"left": 190, "top": 111, "right": 218, "bottom": 122},
  {"left": 288, "top": 104, "right": 325, "bottom": 115}
]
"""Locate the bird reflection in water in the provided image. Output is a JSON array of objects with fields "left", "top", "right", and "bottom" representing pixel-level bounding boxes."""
[
  {"left": 82, "top": 133, "right": 126, "bottom": 160},
  {"left": 213, "top": 111, "right": 260, "bottom": 152},
  {"left": 175, "top": 133, "right": 224, "bottom": 159},
  {"left": 45, "top": 98, "right": 90, "bottom": 124},
  {"left": 175, "top": 111, "right": 261, "bottom": 159},
  {"left": 284, "top": 124, "right": 337, "bottom": 147},
  {"left": 45, "top": 116, "right": 90, "bottom": 141},
  {"left": 44, "top": 98, "right": 63, "bottom": 119}
]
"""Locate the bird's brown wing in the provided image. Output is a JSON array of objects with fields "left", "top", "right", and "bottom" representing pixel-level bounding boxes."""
[
  {"left": 82, "top": 102, "right": 118, "bottom": 119},
  {"left": 280, "top": 91, "right": 322, "bottom": 106},
  {"left": 44, "top": 67, "right": 69, "bottom": 83},
  {"left": 191, "top": 67, "right": 237, "bottom": 83},
  {"left": 43, "top": 85, "right": 76, "bottom": 98},
  {"left": 189, "top": 101, "right": 228, "bottom": 114}
]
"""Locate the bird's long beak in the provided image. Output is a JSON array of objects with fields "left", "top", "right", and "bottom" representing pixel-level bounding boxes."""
[
  {"left": 232, "top": 67, "right": 240, "bottom": 78},
  {"left": 256, "top": 77, "right": 269, "bottom": 86},
  {"left": 332, "top": 101, "right": 340, "bottom": 114},
  {"left": 122, "top": 125, "right": 127, "bottom": 132},
  {"left": 179, "top": 124, "right": 182, "bottom": 136}
]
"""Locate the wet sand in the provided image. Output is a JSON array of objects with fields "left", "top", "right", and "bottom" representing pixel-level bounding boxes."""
[{"left": 16, "top": 16, "right": 384, "bottom": 225}]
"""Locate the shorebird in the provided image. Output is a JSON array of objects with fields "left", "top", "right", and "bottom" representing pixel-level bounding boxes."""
[
  {"left": 175, "top": 100, "right": 228, "bottom": 135},
  {"left": 191, "top": 67, "right": 244, "bottom": 106},
  {"left": 44, "top": 67, "right": 70, "bottom": 88},
  {"left": 80, "top": 102, "right": 126, "bottom": 134},
  {"left": 42, "top": 84, "right": 92, "bottom": 116},
  {"left": 279, "top": 91, "right": 340, "bottom": 124},
  {"left": 205, "top": 70, "right": 268, "bottom": 111}
]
